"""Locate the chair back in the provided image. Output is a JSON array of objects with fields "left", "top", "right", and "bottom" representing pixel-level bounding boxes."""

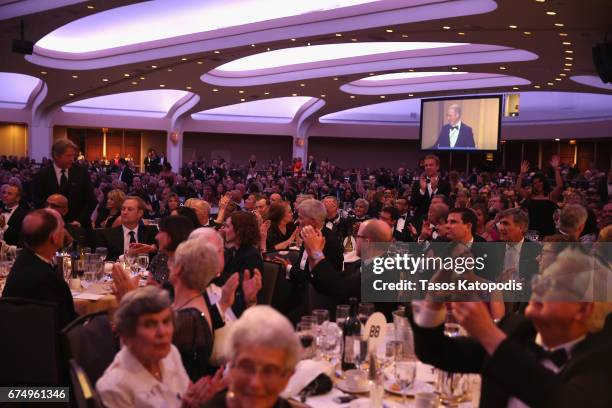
[
  {"left": 259, "top": 261, "right": 280, "bottom": 305},
  {"left": 62, "top": 311, "right": 118, "bottom": 385},
  {"left": 0, "top": 297, "right": 63, "bottom": 385},
  {"left": 69, "top": 359, "right": 103, "bottom": 408}
]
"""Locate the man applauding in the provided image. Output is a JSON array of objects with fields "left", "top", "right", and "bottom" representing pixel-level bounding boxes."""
[{"left": 411, "top": 248, "right": 612, "bottom": 408}]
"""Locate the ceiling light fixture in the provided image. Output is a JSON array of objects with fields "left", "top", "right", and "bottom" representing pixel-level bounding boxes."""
[
  {"left": 320, "top": 94, "right": 326, "bottom": 98},
  {"left": 238, "top": 90, "right": 244, "bottom": 93},
  {"left": 151, "top": 65, "right": 157, "bottom": 68},
  {"left": 499, "top": 66, "right": 507, "bottom": 70},
  {"left": 559, "top": 73, "right": 567, "bottom": 77},
  {"left": 167, "top": 68, "right": 173, "bottom": 72},
  {"left": 386, "top": 29, "right": 393, "bottom": 33},
  {"left": 72, "top": 75, "right": 78, "bottom": 79},
  {"left": 139, "top": 76, "right": 145, "bottom": 80},
  {"left": 562, "top": 42, "right": 572, "bottom": 45},
  {"left": 512, "top": 87, "right": 519, "bottom": 90},
  {"left": 212, "top": 88, "right": 219, "bottom": 92},
  {"left": 564, "top": 63, "right": 572, "bottom": 66},
  {"left": 181, "top": 57, "right": 187, "bottom": 61},
  {"left": 443, "top": 26, "right": 451, "bottom": 30},
  {"left": 186, "top": 86, "right": 192, "bottom": 90},
  {"left": 333, "top": 77, "right": 339, "bottom": 81},
  {"left": 349, "top": 95, "right": 355, "bottom": 99},
  {"left": 131, "top": 81, "right": 137, "bottom": 85},
  {"left": 408, "top": 93, "right": 414, "bottom": 97},
  {"left": 123, "top": 73, "right": 130, "bottom": 77},
  {"left": 563, "top": 68, "right": 571, "bottom": 71},
  {"left": 264, "top": 92, "right": 269, "bottom": 95},
  {"left": 547, "top": 82, "right": 554, "bottom": 85},
  {"left": 554, "top": 138, "right": 560, "bottom": 141},
  {"left": 546, "top": 11, "right": 556, "bottom": 15},
  {"left": 555, "top": 78, "right": 562, "bottom": 81},
  {"left": 197, "top": 61, "right": 203, "bottom": 64},
  {"left": 534, "top": 85, "right": 541, "bottom": 88},
  {"left": 380, "top": 95, "right": 386, "bottom": 99},
  {"left": 565, "top": 50, "right": 573, "bottom": 54},
  {"left": 102, "top": 78, "right": 108, "bottom": 82},
  {"left": 458, "top": 32, "right": 465, "bottom": 36},
  {"left": 335, "top": 33, "right": 342, "bottom": 37},
  {"left": 291, "top": 38, "right": 296, "bottom": 42},
  {"left": 509, "top": 25, "right": 518, "bottom": 29},
  {"left": 559, "top": 32, "right": 568, "bottom": 36},
  {"left": 523, "top": 31, "right": 532, "bottom": 35},
  {"left": 300, "top": 83, "right": 306, "bottom": 87},
  {"left": 401, "top": 34, "right": 408, "bottom": 38},
  {"left": 292, "top": 93, "right": 298, "bottom": 96},
  {"left": 40, "top": 71, "right": 47, "bottom": 75},
  {"left": 214, "top": 50, "right": 220, "bottom": 54},
  {"left": 554, "top": 23, "right": 564, "bottom": 27},
  {"left": 565, "top": 57, "right": 573, "bottom": 60},
  {"left": 251, "top": 44, "right": 256, "bottom": 47},
  {"left": 240, "top": 98, "right": 245, "bottom": 102},
  {"left": 351, "top": 38, "right": 358, "bottom": 42},
  {"left": 451, "top": 66, "right": 458, "bottom": 70},
  {"left": 159, "top": 84, "right": 165, "bottom": 87},
  {"left": 68, "top": 93, "right": 74, "bottom": 96},
  {"left": 87, "top": 5, "right": 94, "bottom": 9}
]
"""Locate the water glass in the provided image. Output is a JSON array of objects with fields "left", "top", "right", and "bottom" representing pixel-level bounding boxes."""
[
  {"left": 297, "top": 322, "right": 315, "bottom": 359},
  {"left": 312, "top": 309, "right": 330, "bottom": 326},
  {"left": 353, "top": 336, "right": 369, "bottom": 370},
  {"left": 394, "top": 357, "right": 417, "bottom": 406},
  {"left": 436, "top": 369, "right": 469, "bottom": 405},
  {"left": 137, "top": 254, "right": 150, "bottom": 276},
  {"left": 96, "top": 247, "right": 108, "bottom": 262},
  {"left": 336, "top": 304, "right": 350, "bottom": 327},
  {"left": 358, "top": 303, "right": 374, "bottom": 326}
]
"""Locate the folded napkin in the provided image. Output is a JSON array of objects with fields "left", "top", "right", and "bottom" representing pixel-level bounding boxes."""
[
  {"left": 281, "top": 359, "right": 333, "bottom": 399},
  {"left": 73, "top": 292, "right": 106, "bottom": 301}
]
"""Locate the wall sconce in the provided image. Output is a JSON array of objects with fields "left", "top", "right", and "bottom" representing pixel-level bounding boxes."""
[{"left": 295, "top": 138, "right": 305, "bottom": 147}]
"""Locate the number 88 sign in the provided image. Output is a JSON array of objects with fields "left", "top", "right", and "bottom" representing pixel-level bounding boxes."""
[{"left": 362, "top": 312, "right": 387, "bottom": 350}]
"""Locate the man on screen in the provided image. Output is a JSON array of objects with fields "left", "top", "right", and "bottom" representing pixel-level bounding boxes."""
[{"left": 434, "top": 104, "right": 475, "bottom": 149}]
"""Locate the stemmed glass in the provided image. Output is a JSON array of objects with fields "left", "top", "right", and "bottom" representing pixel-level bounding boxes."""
[
  {"left": 394, "top": 355, "right": 417, "bottom": 406},
  {"left": 353, "top": 336, "right": 369, "bottom": 371},
  {"left": 335, "top": 304, "right": 350, "bottom": 327},
  {"left": 358, "top": 303, "right": 374, "bottom": 326},
  {"left": 297, "top": 321, "right": 315, "bottom": 359},
  {"left": 137, "top": 254, "right": 150, "bottom": 279}
]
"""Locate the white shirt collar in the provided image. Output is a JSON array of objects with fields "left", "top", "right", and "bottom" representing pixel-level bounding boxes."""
[
  {"left": 506, "top": 238, "right": 524, "bottom": 251},
  {"left": 535, "top": 332, "right": 585, "bottom": 355},
  {"left": 123, "top": 224, "right": 139, "bottom": 236}
]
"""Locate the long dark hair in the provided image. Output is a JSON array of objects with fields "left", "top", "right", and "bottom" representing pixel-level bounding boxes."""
[{"left": 158, "top": 215, "right": 195, "bottom": 252}]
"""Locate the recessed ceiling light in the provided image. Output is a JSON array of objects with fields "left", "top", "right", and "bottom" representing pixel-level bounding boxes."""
[
  {"left": 369, "top": 73, "right": 375, "bottom": 76},
  {"left": 159, "top": 84, "right": 165, "bottom": 87},
  {"left": 300, "top": 83, "right": 306, "bottom": 87},
  {"left": 559, "top": 73, "right": 567, "bottom": 77},
  {"left": 442, "top": 26, "right": 451, "bottom": 30},
  {"left": 335, "top": 33, "right": 342, "bottom": 37},
  {"left": 333, "top": 77, "right": 338, "bottom": 81},
  {"left": 238, "top": 90, "right": 244, "bottom": 93},
  {"left": 408, "top": 93, "right": 414, "bottom": 97},
  {"left": 40, "top": 71, "right": 47, "bottom": 75},
  {"left": 131, "top": 81, "right": 137, "bottom": 85},
  {"left": 562, "top": 42, "right": 572, "bottom": 45},
  {"left": 292, "top": 93, "right": 298, "bottom": 96},
  {"left": 401, "top": 34, "right": 408, "bottom": 38},
  {"left": 408, "top": 69, "right": 415, "bottom": 72},
  {"left": 264, "top": 92, "right": 270, "bottom": 95},
  {"left": 458, "top": 32, "right": 465, "bottom": 36},
  {"left": 186, "top": 86, "right": 192, "bottom": 90},
  {"left": 499, "top": 66, "right": 507, "bottom": 70},
  {"left": 555, "top": 78, "right": 562, "bottom": 81},
  {"left": 197, "top": 61, "right": 203, "bottom": 65},
  {"left": 68, "top": 93, "right": 74, "bottom": 96},
  {"left": 509, "top": 25, "right": 518, "bottom": 29},
  {"left": 71, "top": 75, "right": 78, "bottom": 79},
  {"left": 320, "top": 94, "right": 326, "bottom": 98},
  {"left": 546, "top": 11, "right": 557, "bottom": 15},
  {"left": 380, "top": 95, "right": 386, "bottom": 99},
  {"left": 139, "top": 76, "right": 145, "bottom": 80},
  {"left": 534, "top": 85, "right": 541, "bottom": 88},
  {"left": 523, "top": 31, "right": 532, "bottom": 35},
  {"left": 554, "top": 23, "right": 564, "bottom": 27},
  {"left": 565, "top": 50, "right": 573, "bottom": 54},
  {"left": 451, "top": 66, "right": 458, "bottom": 70},
  {"left": 167, "top": 68, "right": 173, "bottom": 72},
  {"left": 267, "top": 47, "right": 271, "bottom": 51},
  {"left": 291, "top": 38, "right": 296, "bottom": 42},
  {"left": 563, "top": 68, "right": 571, "bottom": 71},
  {"left": 564, "top": 63, "right": 572, "bottom": 66},
  {"left": 386, "top": 29, "right": 393, "bottom": 33},
  {"left": 151, "top": 65, "right": 157, "bottom": 68},
  {"left": 554, "top": 138, "right": 560, "bottom": 141},
  {"left": 212, "top": 88, "right": 219, "bottom": 92},
  {"left": 181, "top": 57, "right": 187, "bottom": 61},
  {"left": 535, "top": 0, "right": 545, "bottom": 2},
  {"left": 102, "top": 78, "right": 109, "bottom": 82},
  {"left": 559, "top": 32, "right": 568, "bottom": 36},
  {"left": 240, "top": 98, "right": 245, "bottom": 102},
  {"left": 351, "top": 38, "right": 358, "bottom": 42},
  {"left": 547, "top": 82, "right": 554, "bottom": 85},
  {"left": 87, "top": 5, "right": 94, "bottom": 9},
  {"left": 349, "top": 95, "right": 355, "bottom": 99},
  {"left": 565, "top": 56, "right": 573, "bottom": 60},
  {"left": 123, "top": 73, "right": 130, "bottom": 77},
  {"left": 251, "top": 44, "right": 256, "bottom": 47},
  {"left": 512, "top": 87, "right": 519, "bottom": 90},
  {"left": 307, "top": 43, "right": 311, "bottom": 46}
]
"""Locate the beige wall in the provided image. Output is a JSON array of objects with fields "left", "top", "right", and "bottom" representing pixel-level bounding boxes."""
[
  {"left": 53, "top": 126, "right": 68, "bottom": 141},
  {"left": 0, "top": 123, "right": 27, "bottom": 157}
]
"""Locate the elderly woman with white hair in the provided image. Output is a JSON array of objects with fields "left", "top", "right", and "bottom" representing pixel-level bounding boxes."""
[{"left": 203, "top": 305, "right": 300, "bottom": 408}]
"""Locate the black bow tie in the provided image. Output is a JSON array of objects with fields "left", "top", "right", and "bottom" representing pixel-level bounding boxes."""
[
  {"left": 530, "top": 343, "right": 568, "bottom": 368},
  {"left": 450, "top": 125, "right": 459, "bottom": 131}
]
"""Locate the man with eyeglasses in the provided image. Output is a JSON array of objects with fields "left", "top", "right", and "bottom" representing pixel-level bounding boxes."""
[
  {"left": 203, "top": 305, "right": 298, "bottom": 408},
  {"left": 410, "top": 248, "right": 612, "bottom": 408}
]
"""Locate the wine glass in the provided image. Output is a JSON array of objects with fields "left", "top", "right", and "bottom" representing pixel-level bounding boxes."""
[
  {"left": 394, "top": 356, "right": 417, "bottom": 406},
  {"left": 137, "top": 254, "right": 149, "bottom": 278},
  {"left": 96, "top": 247, "right": 108, "bottom": 262},
  {"left": 353, "top": 336, "right": 369, "bottom": 371},
  {"left": 297, "top": 322, "right": 315, "bottom": 359},
  {"left": 336, "top": 304, "right": 350, "bottom": 327},
  {"left": 312, "top": 309, "right": 330, "bottom": 326}
]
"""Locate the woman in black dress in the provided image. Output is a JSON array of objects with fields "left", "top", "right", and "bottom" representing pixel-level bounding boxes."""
[{"left": 265, "top": 201, "right": 297, "bottom": 251}]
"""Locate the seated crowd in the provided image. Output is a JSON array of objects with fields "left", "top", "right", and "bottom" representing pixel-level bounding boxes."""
[{"left": 0, "top": 139, "right": 611, "bottom": 407}]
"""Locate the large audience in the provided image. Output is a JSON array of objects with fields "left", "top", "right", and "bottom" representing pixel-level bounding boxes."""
[{"left": 1, "top": 139, "right": 611, "bottom": 407}]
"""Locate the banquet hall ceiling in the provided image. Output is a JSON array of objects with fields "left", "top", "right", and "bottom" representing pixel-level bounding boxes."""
[{"left": 0, "top": 0, "right": 611, "bottom": 124}]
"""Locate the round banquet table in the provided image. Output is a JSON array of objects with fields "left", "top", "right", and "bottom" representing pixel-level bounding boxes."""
[{"left": 73, "top": 293, "right": 117, "bottom": 316}]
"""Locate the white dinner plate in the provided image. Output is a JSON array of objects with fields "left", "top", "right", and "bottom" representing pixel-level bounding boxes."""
[
  {"left": 336, "top": 379, "right": 370, "bottom": 394},
  {"left": 383, "top": 379, "right": 435, "bottom": 396}
]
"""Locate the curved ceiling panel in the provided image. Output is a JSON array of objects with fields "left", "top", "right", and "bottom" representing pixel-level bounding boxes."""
[
  {"left": 570, "top": 75, "right": 612, "bottom": 91},
  {"left": 0, "top": 72, "right": 42, "bottom": 109},
  {"left": 320, "top": 92, "right": 612, "bottom": 125},
  {"left": 27, "top": 0, "right": 497, "bottom": 69},
  {"left": 62, "top": 89, "right": 193, "bottom": 118},
  {"left": 340, "top": 72, "right": 531, "bottom": 94},
  {"left": 202, "top": 42, "right": 538, "bottom": 86},
  {"left": 0, "top": 0, "right": 86, "bottom": 20},
  {"left": 191, "top": 96, "right": 319, "bottom": 124}
]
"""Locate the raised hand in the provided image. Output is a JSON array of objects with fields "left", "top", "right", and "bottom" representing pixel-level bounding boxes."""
[
  {"left": 301, "top": 225, "right": 326, "bottom": 255},
  {"left": 550, "top": 154, "right": 560, "bottom": 170},
  {"left": 219, "top": 272, "right": 239, "bottom": 312},
  {"left": 419, "top": 175, "right": 427, "bottom": 192},
  {"left": 111, "top": 263, "right": 138, "bottom": 302},
  {"left": 243, "top": 268, "right": 263, "bottom": 306},
  {"left": 182, "top": 366, "right": 227, "bottom": 408},
  {"left": 520, "top": 160, "right": 529, "bottom": 174},
  {"left": 450, "top": 302, "right": 506, "bottom": 354}
]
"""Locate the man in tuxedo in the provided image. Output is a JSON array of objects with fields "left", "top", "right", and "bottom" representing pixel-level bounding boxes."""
[
  {"left": 410, "top": 155, "right": 451, "bottom": 222},
  {"left": 2, "top": 209, "right": 77, "bottom": 328},
  {"left": 117, "top": 158, "right": 134, "bottom": 187},
  {"left": 46, "top": 194, "right": 87, "bottom": 248},
  {"left": 379, "top": 206, "right": 411, "bottom": 242},
  {"left": 278, "top": 199, "right": 343, "bottom": 321},
  {"left": 306, "top": 155, "right": 317, "bottom": 178},
  {"left": 322, "top": 196, "right": 351, "bottom": 241},
  {"left": 31, "top": 139, "right": 97, "bottom": 229},
  {"left": 433, "top": 104, "right": 475, "bottom": 149},
  {"left": 394, "top": 197, "right": 416, "bottom": 242},
  {"left": 395, "top": 167, "right": 411, "bottom": 191},
  {"left": 410, "top": 249, "right": 612, "bottom": 408},
  {"left": 0, "top": 182, "right": 29, "bottom": 246},
  {"left": 97, "top": 196, "right": 157, "bottom": 261},
  {"left": 557, "top": 204, "right": 588, "bottom": 241},
  {"left": 496, "top": 208, "right": 540, "bottom": 284}
]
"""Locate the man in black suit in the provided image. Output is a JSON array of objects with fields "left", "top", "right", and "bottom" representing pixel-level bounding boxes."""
[
  {"left": 31, "top": 139, "right": 97, "bottom": 229},
  {"left": 496, "top": 208, "right": 540, "bottom": 284},
  {"left": 410, "top": 155, "right": 451, "bottom": 222},
  {"left": 433, "top": 104, "right": 475, "bottom": 149},
  {"left": 97, "top": 196, "right": 158, "bottom": 261},
  {"left": 379, "top": 206, "right": 411, "bottom": 242},
  {"left": 2, "top": 209, "right": 77, "bottom": 328},
  {"left": 46, "top": 193, "right": 87, "bottom": 248},
  {"left": 117, "top": 158, "right": 134, "bottom": 187},
  {"left": 276, "top": 199, "right": 343, "bottom": 321},
  {"left": 322, "top": 196, "right": 351, "bottom": 241},
  {"left": 410, "top": 249, "right": 612, "bottom": 408},
  {"left": 0, "top": 182, "right": 29, "bottom": 246},
  {"left": 306, "top": 155, "right": 317, "bottom": 178}
]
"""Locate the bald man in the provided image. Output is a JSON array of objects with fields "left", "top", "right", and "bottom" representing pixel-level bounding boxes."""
[
  {"left": 46, "top": 193, "right": 87, "bottom": 247},
  {"left": 301, "top": 219, "right": 398, "bottom": 318},
  {"left": 3, "top": 209, "right": 77, "bottom": 327}
]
